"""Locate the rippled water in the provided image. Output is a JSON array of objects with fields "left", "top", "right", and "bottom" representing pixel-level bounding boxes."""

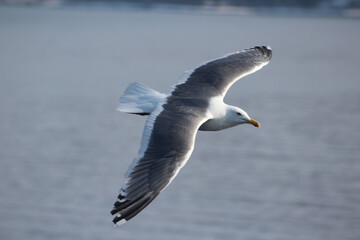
[{"left": 1, "top": 6, "right": 360, "bottom": 240}]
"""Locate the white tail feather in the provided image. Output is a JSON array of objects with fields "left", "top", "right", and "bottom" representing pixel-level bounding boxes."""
[{"left": 117, "top": 82, "right": 166, "bottom": 115}]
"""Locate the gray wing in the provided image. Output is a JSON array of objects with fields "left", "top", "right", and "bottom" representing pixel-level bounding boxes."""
[
  {"left": 111, "top": 97, "right": 209, "bottom": 225},
  {"left": 172, "top": 46, "right": 272, "bottom": 98}
]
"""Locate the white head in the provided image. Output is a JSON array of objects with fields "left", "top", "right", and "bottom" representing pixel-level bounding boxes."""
[{"left": 226, "top": 105, "right": 260, "bottom": 128}]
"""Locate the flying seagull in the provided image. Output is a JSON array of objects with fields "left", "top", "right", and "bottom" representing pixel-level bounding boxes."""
[{"left": 111, "top": 46, "right": 272, "bottom": 225}]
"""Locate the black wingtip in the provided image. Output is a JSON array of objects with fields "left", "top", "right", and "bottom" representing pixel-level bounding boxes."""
[
  {"left": 111, "top": 192, "right": 159, "bottom": 225},
  {"left": 117, "top": 193, "right": 126, "bottom": 200},
  {"left": 254, "top": 45, "right": 272, "bottom": 60}
]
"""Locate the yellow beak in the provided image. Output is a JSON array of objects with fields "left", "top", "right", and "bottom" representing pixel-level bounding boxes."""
[{"left": 246, "top": 118, "right": 260, "bottom": 128}]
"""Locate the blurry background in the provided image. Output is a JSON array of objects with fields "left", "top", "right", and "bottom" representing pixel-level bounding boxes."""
[{"left": 1, "top": 1, "right": 360, "bottom": 240}]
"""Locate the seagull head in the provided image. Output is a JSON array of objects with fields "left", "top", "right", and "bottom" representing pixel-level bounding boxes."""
[{"left": 228, "top": 106, "right": 260, "bottom": 128}]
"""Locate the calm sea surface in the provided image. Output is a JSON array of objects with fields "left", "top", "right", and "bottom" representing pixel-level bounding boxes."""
[{"left": 0, "top": 6, "right": 359, "bottom": 240}]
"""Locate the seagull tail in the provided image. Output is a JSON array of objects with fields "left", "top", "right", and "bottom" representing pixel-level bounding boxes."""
[
  {"left": 111, "top": 192, "right": 159, "bottom": 226},
  {"left": 117, "top": 82, "right": 166, "bottom": 115}
]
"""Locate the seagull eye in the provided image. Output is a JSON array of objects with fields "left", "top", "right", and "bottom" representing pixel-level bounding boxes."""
[{"left": 236, "top": 112, "right": 242, "bottom": 116}]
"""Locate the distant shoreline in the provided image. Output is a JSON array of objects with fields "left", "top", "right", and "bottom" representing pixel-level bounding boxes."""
[{"left": 1, "top": 0, "right": 360, "bottom": 18}]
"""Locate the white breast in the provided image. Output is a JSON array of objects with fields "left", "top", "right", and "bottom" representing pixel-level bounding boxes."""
[{"left": 207, "top": 96, "right": 227, "bottom": 119}]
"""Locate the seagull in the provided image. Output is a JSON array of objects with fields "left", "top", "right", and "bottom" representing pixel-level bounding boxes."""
[{"left": 111, "top": 46, "right": 272, "bottom": 225}]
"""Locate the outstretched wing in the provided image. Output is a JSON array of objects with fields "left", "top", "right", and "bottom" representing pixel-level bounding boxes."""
[
  {"left": 172, "top": 46, "right": 272, "bottom": 98},
  {"left": 111, "top": 97, "right": 209, "bottom": 225}
]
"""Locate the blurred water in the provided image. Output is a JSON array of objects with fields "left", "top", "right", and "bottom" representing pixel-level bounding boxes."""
[{"left": 0, "top": 5, "right": 360, "bottom": 240}]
